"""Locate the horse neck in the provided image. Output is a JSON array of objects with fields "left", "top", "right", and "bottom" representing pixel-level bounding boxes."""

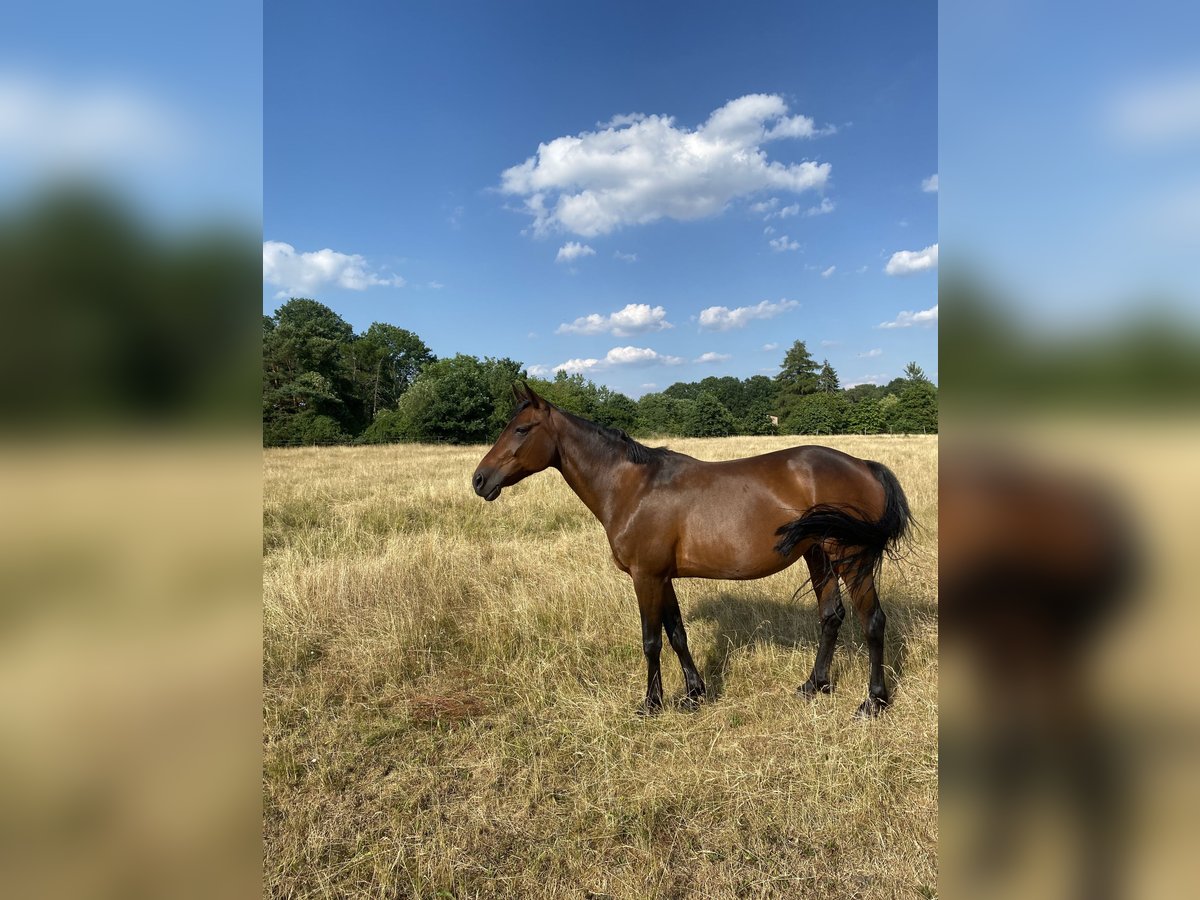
[{"left": 550, "top": 409, "right": 634, "bottom": 530}]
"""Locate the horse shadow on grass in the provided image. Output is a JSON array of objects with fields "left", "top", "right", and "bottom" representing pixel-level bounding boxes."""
[{"left": 687, "top": 585, "right": 937, "bottom": 702}]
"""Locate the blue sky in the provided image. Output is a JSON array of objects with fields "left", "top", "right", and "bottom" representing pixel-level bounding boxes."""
[
  {"left": 2, "top": 0, "right": 260, "bottom": 222},
  {"left": 941, "top": 0, "right": 1200, "bottom": 327},
  {"left": 265, "top": 1, "right": 937, "bottom": 396}
]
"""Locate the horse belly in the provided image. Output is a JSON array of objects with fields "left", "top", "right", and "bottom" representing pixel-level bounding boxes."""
[{"left": 673, "top": 495, "right": 799, "bottom": 580}]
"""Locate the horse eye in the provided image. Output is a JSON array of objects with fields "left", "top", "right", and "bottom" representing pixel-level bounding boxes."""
[{"left": 514, "top": 425, "right": 530, "bottom": 436}]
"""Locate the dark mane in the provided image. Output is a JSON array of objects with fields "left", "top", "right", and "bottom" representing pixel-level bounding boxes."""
[
  {"left": 512, "top": 398, "right": 675, "bottom": 466},
  {"left": 560, "top": 407, "right": 676, "bottom": 466}
]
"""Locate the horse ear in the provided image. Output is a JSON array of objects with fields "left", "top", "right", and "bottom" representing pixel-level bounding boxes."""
[
  {"left": 512, "top": 382, "right": 526, "bottom": 403},
  {"left": 523, "top": 381, "right": 544, "bottom": 409}
]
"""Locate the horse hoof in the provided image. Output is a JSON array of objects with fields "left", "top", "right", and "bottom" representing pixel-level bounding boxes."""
[
  {"left": 797, "top": 679, "right": 832, "bottom": 700},
  {"left": 636, "top": 698, "right": 663, "bottom": 717},
  {"left": 854, "top": 696, "right": 889, "bottom": 719},
  {"left": 677, "top": 693, "right": 705, "bottom": 712}
]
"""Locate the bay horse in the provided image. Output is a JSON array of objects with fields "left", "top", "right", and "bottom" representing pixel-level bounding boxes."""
[{"left": 471, "top": 383, "right": 912, "bottom": 717}]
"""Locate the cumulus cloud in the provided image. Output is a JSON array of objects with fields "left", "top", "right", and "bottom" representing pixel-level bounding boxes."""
[
  {"left": 762, "top": 342, "right": 779, "bottom": 351},
  {"left": 556, "top": 303, "right": 673, "bottom": 337},
  {"left": 1106, "top": 71, "right": 1200, "bottom": 147},
  {"left": 884, "top": 243, "right": 938, "bottom": 275},
  {"left": 821, "top": 265, "right": 836, "bottom": 278},
  {"left": 805, "top": 197, "right": 836, "bottom": 216},
  {"left": 695, "top": 351, "right": 731, "bottom": 364},
  {"left": 768, "top": 234, "right": 800, "bottom": 252},
  {"left": 546, "top": 346, "right": 684, "bottom": 374},
  {"left": 0, "top": 72, "right": 186, "bottom": 170},
  {"left": 500, "top": 93, "right": 833, "bottom": 237},
  {"left": 555, "top": 241, "right": 595, "bottom": 263},
  {"left": 878, "top": 304, "right": 939, "bottom": 329},
  {"left": 698, "top": 298, "right": 798, "bottom": 331},
  {"left": 613, "top": 250, "right": 638, "bottom": 262},
  {"left": 262, "top": 241, "right": 405, "bottom": 299},
  {"left": 858, "top": 348, "right": 883, "bottom": 358},
  {"left": 921, "top": 173, "right": 938, "bottom": 193}
]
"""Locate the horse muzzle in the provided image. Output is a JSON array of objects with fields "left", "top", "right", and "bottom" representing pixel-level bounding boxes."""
[{"left": 471, "top": 468, "right": 502, "bottom": 502}]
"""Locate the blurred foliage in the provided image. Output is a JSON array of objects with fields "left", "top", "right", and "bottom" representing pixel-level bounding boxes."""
[
  {"left": 0, "top": 187, "right": 259, "bottom": 430},
  {"left": 940, "top": 273, "right": 1200, "bottom": 410}
]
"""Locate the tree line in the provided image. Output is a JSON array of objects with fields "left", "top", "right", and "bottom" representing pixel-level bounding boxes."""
[{"left": 263, "top": 298, "right": 937, "bottom": 446}]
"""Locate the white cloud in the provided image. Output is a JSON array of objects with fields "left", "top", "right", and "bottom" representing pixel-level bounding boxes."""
[
  {"left": 762, "top": 342, "right": 779, "bottom": 351},
  {"left": 878, "top": 304, "right": 939, "bottom": 329},
  {"left": 804, "top": 197, "right": 836, "bottom": 216},
  {"left": 1107, "top": 71, "right": 1200, "bottom": 147},
  {"left": 845, "top": 374, "right": 888, "bottom": 388},
  {"left": 555, "top": 241, "right": 595, "bottom": 263},
  {"left": 526, "top": 364, "right": 553, "bottom": 377},
  {"left": 858, "top": 348, "right": 883, "bottom": 358},
  {"left": 695, "top": 351, "right": 731, "bottom": 364},
  {"left": 614, "top": 250, "right": 638, "bottom": 262},
  {"left": 884, "top": 243, "right": 938, "bottom": 275},
  {"left": 549, "top": 346, "right": 684, "bottom": 374},
  {"left": 0, "top": 73, "right": 186, "bottom": 169},
  {"left": 763, "top": 225, "right": 776, "bottom": 235},
  {"left": 699, "top": 298, "right": 798, "bottom": 331},
  {"left": 821, "top": 265, "right": 836, "bottom": 278},
  {"left": 820, "top": 339, "right": 841, "bottom": 348},
  {"left": 750, "top": 198, "right": 779, "bottom": 214},
  {"left": 427, "top": 281, "right": 445, "bottom": 289},
  {"left": 921, "top": 174, "right": 938, "bottom": 193},
  {"left": 500, "top": 94, "right": 833, "bottom": 237},
  {"left": 856, "top": 265, "right": 868, "bottom": 274},
  {"left": 769, "top": 234, "right": 800, "bottom": 252},
  {"left": 262, "top": 241, "right": 405, "bottom": 299},
  {"left": 556, "top": 302, "right": 673, "bottom": 337},
  {"left": 641, "top": 382, "right": 657, "bottom": 389}
]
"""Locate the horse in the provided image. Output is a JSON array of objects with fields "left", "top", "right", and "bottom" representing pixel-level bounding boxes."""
[{"left": 471, "top": 383, "right": 913, "bottom": 717}]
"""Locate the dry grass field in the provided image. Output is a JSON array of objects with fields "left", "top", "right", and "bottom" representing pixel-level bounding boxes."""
[{"left": 263, "top": 435, "right": 938, "bottom": 899}]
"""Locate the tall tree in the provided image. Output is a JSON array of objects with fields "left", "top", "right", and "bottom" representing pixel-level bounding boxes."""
[
  {"left": 776, "top": 340, "right": 821, "bottom": 393},
  {"left": 816, "top": 359, "right": 841, "bottom": 393}
]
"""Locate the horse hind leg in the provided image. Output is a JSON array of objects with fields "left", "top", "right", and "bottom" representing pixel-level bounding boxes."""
[
  {"left": 837, "top": 560, "right": 890, "bottom": 718},
  {"left": 663, "top": 580, "right": 706, "bottom": 708},
  {"left": 798, "top": 546, "right": 844, "bottom": 699}
]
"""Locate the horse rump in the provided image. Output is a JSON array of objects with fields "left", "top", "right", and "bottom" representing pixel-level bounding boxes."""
[{"left": 773, "top": 460, "right": 913, "bottom": 584}]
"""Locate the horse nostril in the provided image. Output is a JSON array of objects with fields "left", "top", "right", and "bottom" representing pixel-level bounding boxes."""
[{"left": 472, "top": 472, "right": 484, "bottom": 491}]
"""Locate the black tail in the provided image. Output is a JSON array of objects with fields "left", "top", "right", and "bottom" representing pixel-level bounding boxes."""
[{"left": 774, "top": 460, "right": 913, "bottom": 585}]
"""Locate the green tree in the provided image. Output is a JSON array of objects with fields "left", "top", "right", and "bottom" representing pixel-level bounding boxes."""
[
  {"left": 890, "top": 362, "right": 938, "bottom": 433},
  {"left": 877, "top": 393, "right": 901, "bottom": 432},
  {"left": 529, "top": 371, "right": 598, "bottom": 418},
  {"left": 635, "top": 392, "right": 684, "bottom": 436},
  {"left": 682, "top": 391, "right": 737, "bottom": 437},
  {"left": 815, "top": 359, "right": 841, "bottom": 393},
  {"left": 262, "top": 299, "right": 358, "bottom": 440},
  {"left": 844, "top": 397, "right": 885, "bottom": 434},
  {"left": 390, "top": 354, "right": 496, "bottom": 443},
  {"left": 776, "top": 340, "right": 820, "bottom": 393},
  {"left": 595, "top": 388, "right": 638, "bottom": 432},
  {"left": 782, "top": 392, "right": 848, "bottom": 435},
  {"left": 345, "top": 323, "right": 434, "bottom": 421}
]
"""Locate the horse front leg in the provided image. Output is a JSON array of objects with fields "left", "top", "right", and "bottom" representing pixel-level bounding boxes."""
[
  {"left": 632, "top": 572, "right": 665, "bottom": 715},
  {"left": 663, "top": 579, "right": 705, "bottom": 708}
]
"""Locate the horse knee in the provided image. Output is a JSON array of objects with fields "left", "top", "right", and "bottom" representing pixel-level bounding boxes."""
[
  {"left": 820, "top": 604, "right": 845, "bottom": 633},
  {"left": 643, "top": 634, "right": 663, "bottom": 658},
  {"left": 866, "top": 605, "right": 886, "bottom": 642}
]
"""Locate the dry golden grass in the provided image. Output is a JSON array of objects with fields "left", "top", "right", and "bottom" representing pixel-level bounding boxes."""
[{"left": 264, "top": 435, "right": 938, "bottom": 899}]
